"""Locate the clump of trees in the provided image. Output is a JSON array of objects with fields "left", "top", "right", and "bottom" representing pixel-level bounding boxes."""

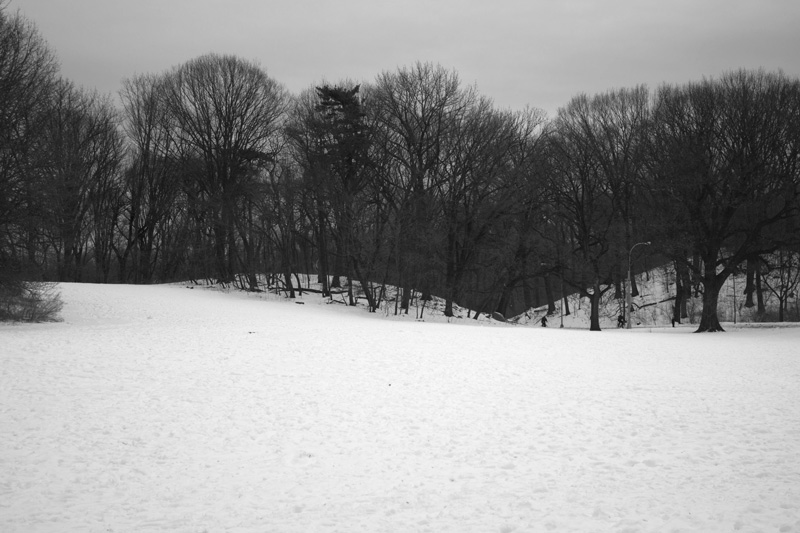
[
  {"left": 0, "top": 3, "right": 63, "bottom": 321},
  {"left": 646, "top": 70, "right": 800, "bottom": 331},
  {"left": 2, "top": 3, "right": 799, "bottom": 330}
]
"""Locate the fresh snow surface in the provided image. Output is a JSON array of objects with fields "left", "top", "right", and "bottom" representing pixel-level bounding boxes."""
[{"left": 2, "top": 283, "right": 800, "bottom": 533}]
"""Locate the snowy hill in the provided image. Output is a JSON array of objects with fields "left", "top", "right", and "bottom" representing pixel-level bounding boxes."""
[{"left": 2, "top": 282, "right": 800, "bottom": 532}]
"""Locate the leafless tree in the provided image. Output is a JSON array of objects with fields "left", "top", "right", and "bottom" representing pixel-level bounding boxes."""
[
  {"left": 370, "top": 62, "right": 470, "bottom": 310},
  {"left": 162, "top": 53, "right": 289, "bottom": 285},
  {"left": 648, "top": 69, "right": 800, "bottom": 332},
  {"left": 36, "top": 80, "right": 123, "bottom": 282},
  {"left": 117, "top": 73, "right": 182, "bottom": 282},
  {"left": 0, "top": 5, "right": 58, "bottom": 275},
  {"left": 544, "top": 93, "right": 638, "bottom": 330},
  {"left": 434, "top": 100, "right": 543, "bottom": 316}
]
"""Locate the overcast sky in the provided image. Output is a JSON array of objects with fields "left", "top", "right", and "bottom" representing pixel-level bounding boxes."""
[{"left": 10, "top": 0, "right": 800, "bottom": 117}]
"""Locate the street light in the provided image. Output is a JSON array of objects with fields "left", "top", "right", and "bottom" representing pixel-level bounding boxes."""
[{"left": 627, "top": 241, "right": 651, "bottom": 329}]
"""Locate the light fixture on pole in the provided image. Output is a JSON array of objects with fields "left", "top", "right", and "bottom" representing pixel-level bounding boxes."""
[{"left": 627, "top": 241, "right": 651, "bottom": 329}]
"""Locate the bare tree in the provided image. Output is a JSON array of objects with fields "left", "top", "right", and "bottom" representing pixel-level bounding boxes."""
[
  {"left": 488, "top": 107, "right": 548, "bottom": 318},
  {"left": 117, "top": 73, "right": 182, "bottom": 282},
  {"left": 0, "top": 4, "right": 63, "bottom": 320},
  {"left": 761, "top": 250, "right": 800, "bottom": 322},
  {"left": 370, "top": 62, "right": 469, "bottom": 310},
  {"left": 286, "top": 83, "right": 385, "bottom": 308},
  {"left": 0, "top": 5, "right": 58, "bottom": 276},
  {"left": 434, "top": 101, "right": 542, "bottom": 316},
  {"left": 544, "top": 92, "right": 641, "bottom": 330},
  {"left": 37, "top": 80, "right": 123, "bottom": 282},
  {"left": 648, "top": 70, "right": 800, "bottom": 332},
  {"left": 163, "top": 53, "right": 288, "bottom": 284}
]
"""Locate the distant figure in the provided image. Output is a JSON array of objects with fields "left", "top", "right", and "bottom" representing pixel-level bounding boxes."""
[
  {"left": 671, "top": 317, "right": 676, "bottom": 327},
  {"left": 617, "top": 314, "right": 626, "bottom": 328},
  {"left": 541, "top": 315, "right": 548, "bottom": 327}
]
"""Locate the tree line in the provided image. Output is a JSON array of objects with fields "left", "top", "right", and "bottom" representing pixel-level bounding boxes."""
[{"left": 2, "top": 5, "right": 799, "bottom": 330}]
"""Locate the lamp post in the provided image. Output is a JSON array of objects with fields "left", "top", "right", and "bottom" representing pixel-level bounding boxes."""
[{"left": 627, "top": 241, "right": 651, "bottom": 329}]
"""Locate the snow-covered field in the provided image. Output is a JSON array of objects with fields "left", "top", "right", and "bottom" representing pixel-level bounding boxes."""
[{"left": 2, "top": 283, "right": 800, "bottom": 533}]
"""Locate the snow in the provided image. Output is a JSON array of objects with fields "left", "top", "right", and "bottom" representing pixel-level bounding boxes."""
[{"left": 2, "top": 282, "right": 800, "bottom": 532}]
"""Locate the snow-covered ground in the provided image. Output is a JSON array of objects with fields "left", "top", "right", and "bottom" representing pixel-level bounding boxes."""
[{"left": 2, "top": 282, "right": 800, "bottom": 532}]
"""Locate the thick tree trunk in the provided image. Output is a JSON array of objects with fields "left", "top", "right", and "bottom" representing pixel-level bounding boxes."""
[
  {"left": 444, "top": 292, "right": 455, "bottom": 317},
  {"left": 283, "top": 269, "right": 295, "bottom": 299},
  {"left": 401, "top": 284, "right": 411, "bottom": 312},
  {"left": 589, "top": 278, "right": 602, "bottom": 331},
  {"left": 630, "top": 273, "right": 639, "bottom": 298},
  {"left": 696, "top": 264, "right": 726, "bottom": 332}
]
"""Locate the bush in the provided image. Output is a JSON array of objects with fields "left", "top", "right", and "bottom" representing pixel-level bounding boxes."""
[{"left": 0, "top": 281, "right": 64, "bottom": 322}]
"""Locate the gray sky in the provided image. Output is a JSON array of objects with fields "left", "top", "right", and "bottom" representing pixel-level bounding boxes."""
[{"left": 10, "top": 0, "right": 800, "bottom": 117}]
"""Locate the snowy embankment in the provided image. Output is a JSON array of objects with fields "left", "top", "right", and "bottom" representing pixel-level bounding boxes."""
[{"left": 2, "top": 283, "right": 800, "bottom": 532}]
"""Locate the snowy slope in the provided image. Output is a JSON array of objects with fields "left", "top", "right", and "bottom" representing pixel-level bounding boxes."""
[
  {"left": 512, "top": 264, "right": 799, "bottom": 330},
  {"left": 2, "top": 283, "right": 800, "bottom": 532}
]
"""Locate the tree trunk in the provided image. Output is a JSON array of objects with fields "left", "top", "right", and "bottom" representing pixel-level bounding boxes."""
[
  {"left": 755, "top": 266, "right": 765, "bottom": 313},
  {"left": 522, "top": 276, "right": 534, "bottom": 311},
  {"left": 443, "top": 229, "right": 457, "bottom": 318},
  {"left": 677, "top": 260, "right": 691, "bottom": 319},
  {"left": 213, "top": 222, "right": 229, "bottom": 283},
  {"left": 495, "top": 283, "right": 510, "bottom": 318},
  {"left": 534, "top": 278, "right": 544, "bottom": 309},
  {"left": 614, "top": 279, "right": 623, "bottom": 300},
  {"left": 630, "top": 273, "right": 639, "bottom": 298},
  {"left": 744, "top": 256, "right": 756, "bottom": 308},
  {"left": 673, "top": 265, "right": 684, "bottom": 325},
  {"left": 284, "top": 269, "right": 295, "bottom": 299},
  {"left": 696, "top": 263, "right": 726, "bottom": 332},
  {"left": 544, "top": 275, "right": 556, "bottom": 315},
  {"left": 401, "top": 284, "right": 411, "bottom": 312},
  {"left": 347, "top": 276, "right": 355, "bottom": 306},
  {"left": 316, "top": 211, "right": 330, "bottom": 297},
  {"left": 351, "top": 258, "right": 378, "bottom": 312},
  {"left": 589, "top": 278, "right": 602, "bottom": 331}
]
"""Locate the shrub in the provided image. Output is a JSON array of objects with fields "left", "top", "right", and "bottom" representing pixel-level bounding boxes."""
[{"left": 0, "top": 281, "right": 64, "bottom": 322}]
